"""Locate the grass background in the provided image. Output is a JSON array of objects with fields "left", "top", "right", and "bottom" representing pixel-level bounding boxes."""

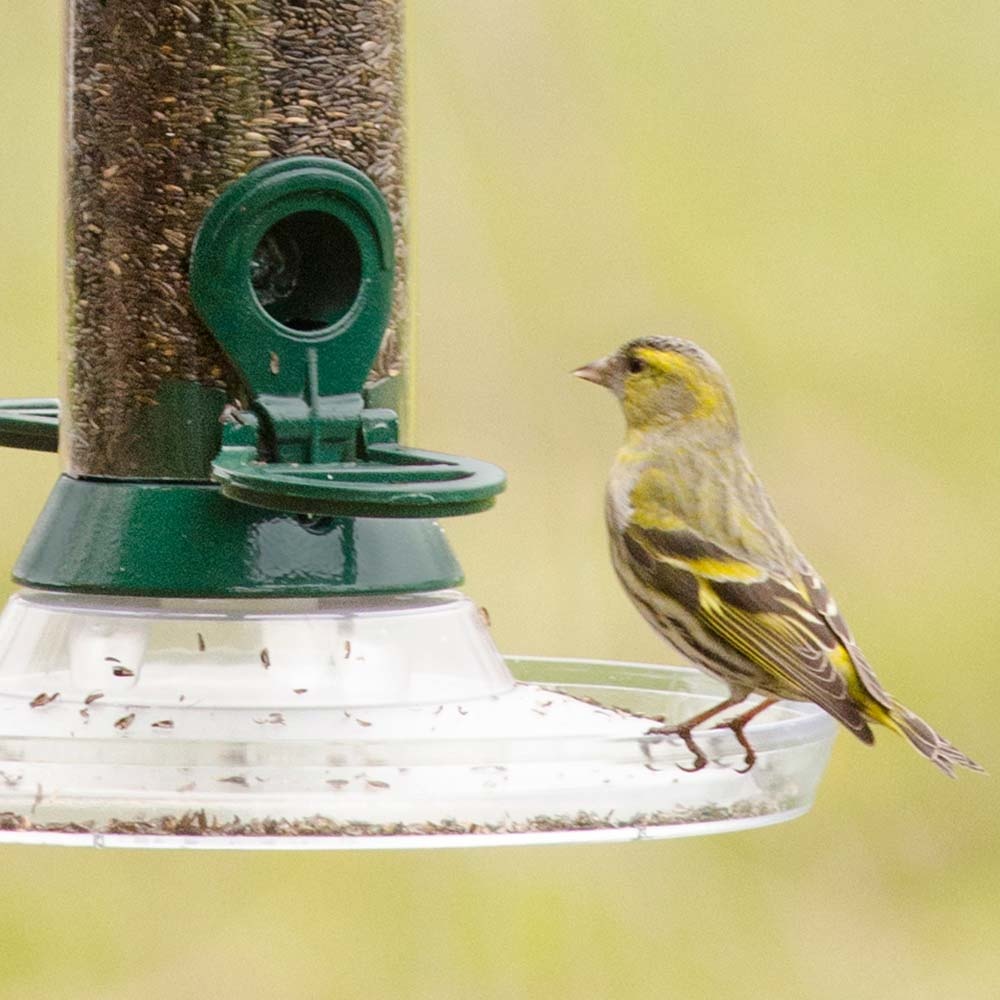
[{"left": 1, "top": 2, "right": 998, "bottom": 997}]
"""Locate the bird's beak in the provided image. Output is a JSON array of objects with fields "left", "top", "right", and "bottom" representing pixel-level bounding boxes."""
[{"left": 572, "top": 356, "right": 612, "bottom": 387}]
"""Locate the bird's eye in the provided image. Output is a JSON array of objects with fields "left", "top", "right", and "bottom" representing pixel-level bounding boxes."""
[{"left": 626, "top": 355, "right": 647, "bottom": 374}]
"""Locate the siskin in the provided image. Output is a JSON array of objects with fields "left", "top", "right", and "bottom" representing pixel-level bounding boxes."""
[{"left": 575, "top": 336, "right": 983, "bottom": 776}]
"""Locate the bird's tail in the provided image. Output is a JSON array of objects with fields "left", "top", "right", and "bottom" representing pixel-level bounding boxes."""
[{"left": 886, "top": 699, "right": 985, "bottom": 778}]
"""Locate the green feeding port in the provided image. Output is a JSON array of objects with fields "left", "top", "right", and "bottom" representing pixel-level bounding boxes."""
[
  {"left": 189, "top": 156, "right": 397, "bottom": 399},
  {"left": 191, "top": 156, "right": 507, "bottom": 521},
  {"left": 251, "top": 210, "right": 363, "bottom": 333}
]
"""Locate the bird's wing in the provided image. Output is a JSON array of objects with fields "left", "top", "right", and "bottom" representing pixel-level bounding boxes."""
[
  {"left": 795, "top": 557, "right": 893, "bottom": 711},
  {"left": 623, "top": 522, "right": 874, "bottom": 742}
]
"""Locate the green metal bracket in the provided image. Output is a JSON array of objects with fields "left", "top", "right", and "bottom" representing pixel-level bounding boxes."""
[
  {"left": 0, "top": 399, "right": 59, "bottom": 453},
  {"left": 189, "top": 156, "right": 506, "bottom": 519}
]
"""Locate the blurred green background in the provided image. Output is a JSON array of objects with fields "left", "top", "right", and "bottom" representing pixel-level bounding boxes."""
[{"left": 2, "top": 2, "right": 999, "bottom": 997}]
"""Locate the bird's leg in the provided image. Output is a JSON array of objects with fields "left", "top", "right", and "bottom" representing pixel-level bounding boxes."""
[
  {"left": 712, "top": 697, "right": 779, "bottom": 773},
  {"left": 644, "top": 693, "right": 749, "bottom": 772},
  {"left": 645, "top": 693, "right": 749, "bottom": 737}
]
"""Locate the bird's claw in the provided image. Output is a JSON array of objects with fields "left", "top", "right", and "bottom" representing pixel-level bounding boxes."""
[
  {"left": 712, "top": 718, "right": 758, "bottom": 773},
  {"left": 644, "top": 725, "right": 709, "bottom": 773},
  {"left": 676, "top": 753, "right": 709, "bottom": 773}
]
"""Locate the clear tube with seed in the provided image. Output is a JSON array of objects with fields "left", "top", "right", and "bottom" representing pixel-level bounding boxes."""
[{"left": 65, "top": 0, "right": 407, "bottom": 478}]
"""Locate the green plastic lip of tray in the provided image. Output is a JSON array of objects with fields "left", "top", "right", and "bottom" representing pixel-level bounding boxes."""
[{"left": 0, "top": 156, "right": 505, "bottom": 596}]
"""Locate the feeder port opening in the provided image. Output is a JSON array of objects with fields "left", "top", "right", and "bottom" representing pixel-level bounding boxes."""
[{"left": 251, "top": 210, "right": 363, "bottom": 334}]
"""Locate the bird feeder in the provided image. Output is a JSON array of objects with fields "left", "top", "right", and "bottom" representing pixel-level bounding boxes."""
[{"left": 0, "top": 1, "right": 835, "bottom": 850}]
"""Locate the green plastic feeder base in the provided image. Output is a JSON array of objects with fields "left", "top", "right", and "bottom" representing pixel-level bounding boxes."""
[{"left": 14, "top": 476, "right": 463, "bottom": 597}]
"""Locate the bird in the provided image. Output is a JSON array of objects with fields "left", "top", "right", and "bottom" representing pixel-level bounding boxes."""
[{"left": 574, "top": 336, "right": 983, "bottom": 776}]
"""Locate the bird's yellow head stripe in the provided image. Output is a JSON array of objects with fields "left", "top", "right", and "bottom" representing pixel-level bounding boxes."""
[{"left": 631, "top": 346, "right": 725, "bottom": 420}]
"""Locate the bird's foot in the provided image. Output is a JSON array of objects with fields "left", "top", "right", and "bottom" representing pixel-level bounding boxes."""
[
  {"left": 709, "top": 698, "right": 778, "bottom": 773},
  {"left": 712, "top": 717, "right": 757, "bottom": 773},
  {"left": 643, "top": 724, "right": 709, "bottom": 772}
]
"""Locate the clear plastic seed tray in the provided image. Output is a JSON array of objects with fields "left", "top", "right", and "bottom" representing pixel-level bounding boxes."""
[{"left": 0, "top": 589, "right": 836, "bottom": 849}]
